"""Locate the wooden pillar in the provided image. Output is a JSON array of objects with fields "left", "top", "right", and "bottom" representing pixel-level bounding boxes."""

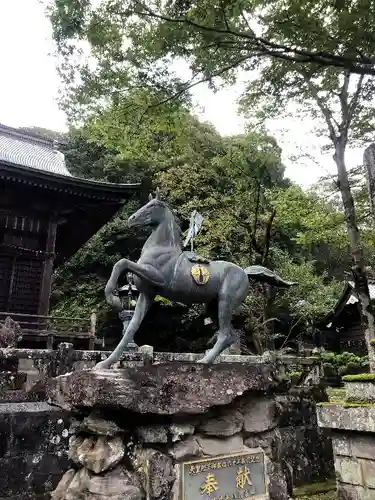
[
  {"left": 5, "top": 255, "right": 17, "bottom": 311},
  {"left": 38, "top": 217, "right": 58, "bottom": 316}
]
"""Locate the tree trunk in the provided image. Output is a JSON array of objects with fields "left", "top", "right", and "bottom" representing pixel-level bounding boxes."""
[
  {"left": 364, "top": 144, "right": 375, "bottom": 226},
  {"left": 335, "top": 141, "right": 375, "bottom": 371}
]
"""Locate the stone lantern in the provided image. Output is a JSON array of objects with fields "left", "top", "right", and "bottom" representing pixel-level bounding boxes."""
[{"left": 117, "top": 272, "right": 139, "bottom": 350}]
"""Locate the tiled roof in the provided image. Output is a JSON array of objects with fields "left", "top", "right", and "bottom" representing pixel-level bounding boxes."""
[{"left": 0, "top": 124, "right": 72, "bottom": 177}]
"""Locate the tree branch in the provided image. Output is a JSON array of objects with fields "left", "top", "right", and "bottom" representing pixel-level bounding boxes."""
[
  {"left": 253, "top": 180, "right": 261, "bottom": 239},
  {"left": 348, "top": 74, "right": 365, "bottom": 124},
  {"left": 301, "top": 73, "right": 338, "bottom": 144},
  {"left": 133, "top": 1, "right": 375, "bottom": 76},
  {"left": 143, "top": 56, "right": 252, "bottom": 112},
  {"left": 262, "top": 208, "right": 276, "bottom": 264},
  {"left": 339, "top": 71, "right": 350, "bottom": 134}
]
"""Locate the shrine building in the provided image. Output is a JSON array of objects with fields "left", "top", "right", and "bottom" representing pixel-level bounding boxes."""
[{"left": 0, "top": 124, "right": 138, "bottom": 322}]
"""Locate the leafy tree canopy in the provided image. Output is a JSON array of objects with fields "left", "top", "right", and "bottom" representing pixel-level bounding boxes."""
[
  {"left": 47, "top": 0, "right": 375, "bottom": 127},
  {"left": 49, "top": 102, "right": 347, "bottom": 349}
]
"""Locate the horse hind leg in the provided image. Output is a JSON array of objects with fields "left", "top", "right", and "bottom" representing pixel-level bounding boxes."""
[{"left": 199, "top": 275, "right": 248, "bottom": 364}]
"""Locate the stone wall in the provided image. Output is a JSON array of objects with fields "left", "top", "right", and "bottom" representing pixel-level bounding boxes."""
[
  {"left": 0, "top": 348, "right": 333, "bottom": 500},
  {"left": 0, "top": 402, "right": 70, "bottom": 500},
  {"left": 318, "top": 404, "right": 375, "bottom": 499},
  {"left": 47, "top": 360, "right": 333, "bottom": 500},
  {"left": 48, "top": 362, "right": 292, "bottom": 500},
  {"left": 0, "top": 345, "right": 106, "bottom": 403},
  {"left": 276, "top": 387, "right": 333, "bottom": 485}
]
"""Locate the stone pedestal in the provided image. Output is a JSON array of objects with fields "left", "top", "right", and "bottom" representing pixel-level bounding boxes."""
[
  {"left": 47, "top": 362, "right": 292, "bottom": 500},
  {"left": 318, "top": 400, "right": 375, "bottom": 499}
]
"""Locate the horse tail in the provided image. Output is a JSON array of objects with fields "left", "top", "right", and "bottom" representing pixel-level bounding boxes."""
[{"left": 244, "top": 265, "right": 296, "bottom": 288}]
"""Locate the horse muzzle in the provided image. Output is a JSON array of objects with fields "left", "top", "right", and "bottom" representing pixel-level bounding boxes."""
[{"left": 127, "top": 214, "right": 138, "bottom": 228}]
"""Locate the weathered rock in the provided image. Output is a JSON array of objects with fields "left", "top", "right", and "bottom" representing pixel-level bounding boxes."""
[
  {"left": 68, "top": 435, "right": 85, "bottom": 463},
  {"left": 317, "top": 404, "right": 375, "bottom": 433},
  {"left": 69, "top": 418, "right": 82, "bottom": 435},
  {"left": 64, "top": 468, "right": 91, "bottom": 500},
  {"left": 244, "top": 430, "right": 280, "bottom": 461},
  {"left": 51, "top": 469, "right": 76, "bottom": 500},
  {"left": 132, "top": 448, "right": 175, "bottom": 499},
  {"left": 47, "top": 363, "right": 280, "bottom": 414},
  {"left": 345, "top": 381, "right": 375, "bottom": 403},
  {"left": 82, "top": 412, "right": 123, "bottom": 436},
  {"left": 198, "top": 408, "right": 243, "bottom": 436},
  {"left": 170, "top": 436, "right": 200, "bottom": 460},
  {"left": 243, "top": 397, "right": 277, "bottom": 434},
  {"left": 195, "top": 434, "right": 245, "bottom": 456},
  {"left": 136, "top": 425, "right": 168, "bottom": 444},
  {"left": 169, "top": 422, "right": 195, "bottom": 442},
  {"left": 170, "top": 464, "right": 181, "bottom": 500},
  {"left": 87, "top": 466, "right": 141, "bottom": 497},
  {"left": 69, "top": 436, "right": 94, "bottom": 465},
  {"left": 267, "top": 460, "right": 292, "bottom": 500},
  {"left": 83, "top": 436, "right": 125, "bottom": 474},
  {"left": 276, "top": 388, "right": 323, "bottom": 427}
]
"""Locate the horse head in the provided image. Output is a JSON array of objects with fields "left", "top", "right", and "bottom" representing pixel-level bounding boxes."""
[{"left": 128, "top": 188, "right": 169, "bottom": 229}]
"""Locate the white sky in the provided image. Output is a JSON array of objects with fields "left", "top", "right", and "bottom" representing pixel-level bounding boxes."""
[{"left": 0, "top": 0, "right": 366, "bottom": 187}]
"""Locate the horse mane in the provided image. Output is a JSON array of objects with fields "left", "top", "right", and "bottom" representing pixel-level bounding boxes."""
[{"left": 157, "top": 200, "right": 183, "bottom": 245}]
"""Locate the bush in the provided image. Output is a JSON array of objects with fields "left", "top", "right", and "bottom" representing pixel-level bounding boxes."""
[{"left": 320, "top": 351, "right": 369, "bottom": 379}]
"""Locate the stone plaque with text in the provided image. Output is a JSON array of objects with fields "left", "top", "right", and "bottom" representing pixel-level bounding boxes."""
[{"left": 181, "top": 451, "right": 267, "bottom": 500}]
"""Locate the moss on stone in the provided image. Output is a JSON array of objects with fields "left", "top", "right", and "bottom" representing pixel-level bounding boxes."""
[
  {"left": 317, "top": 401, "right": 375, "bottom": 408},
  {"left": 342, "top": 402, "right": 375, "bottom": 408},
  {"left": 293, "top": 479, "right": 336, "bottom": 497},
  {"left": 370, "top": 339, "right": 375, "bottom": 346},
  {"left": 295, "top": 492, "right": 337, "bottom": 500},
  {"left": 342, "top": 373, "right": 375, "bottom": 382},
  {"left": 326, "top": 387, "right": 345, "bottom": 403}
]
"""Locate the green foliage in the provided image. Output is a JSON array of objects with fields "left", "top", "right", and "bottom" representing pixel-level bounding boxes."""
[
  {"left": 47, "top": 97, "right": 348, "bottom": 347},
  {"left": 286, "top": 370, "right": 303, "bottom": 385},
  {"left": 295, "top": 494, "right": 337, "bottom": 500},
  {"left": 321, "top": 351, "right": 369, "bottom": 378},
  {"left": 46, "top": 0, "right": 375, "bottom": 127},
  {"left": 326, "top": 387, "right": 345, "bottom": 404},
  {"left": 45, "top": 0, "right": 372, "bottom": 347},
  {"left": 342, "top": 402, "right": 375, "bottom": 408},
  {"left": 272, "top": 251, "right": 342, "bottom": 324},
  {"left": 342, "top": 373, "right": 375, "bottom": 382},
  {"left": 294, "top": 480, "right": 337, "bottom": 498},
  {"left": 271, "top": 186, "right": 347, "bottom": 249}
]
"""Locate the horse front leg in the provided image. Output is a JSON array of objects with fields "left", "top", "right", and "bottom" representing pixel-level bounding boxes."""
[
  {"left": 105, "top": 258, "right": 165, "bottom": 309},
  {"left": 95, "top": 292, "right": 155, "bottom": 370}
]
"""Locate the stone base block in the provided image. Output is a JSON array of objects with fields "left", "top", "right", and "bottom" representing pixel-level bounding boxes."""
[
  {"left": 338, "top": 483, "right": 375, "bottom": 500},
  {"left": 48, "top": 362, "right": 293, "bottom": 500},
  {"left": 345, "top": 381, "right": 375, "bottom": 404},
  {"left": 318, "top": 404, "right": 375, "bottom": 500}
]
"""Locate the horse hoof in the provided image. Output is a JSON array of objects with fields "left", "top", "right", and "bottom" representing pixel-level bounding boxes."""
[
  {"left": 94, "top": 361, "right": 110, "bottom": 371},
  {"left": 197, "top": 356, "right": 211, "bottom": 364}
]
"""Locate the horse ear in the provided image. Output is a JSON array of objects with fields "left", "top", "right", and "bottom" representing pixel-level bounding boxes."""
[
  {"left": 155, "top": 187, "right": 160, "bottom": 200},
  {"left": 148, "top": 193, "right": 153, "bottom": 201}
]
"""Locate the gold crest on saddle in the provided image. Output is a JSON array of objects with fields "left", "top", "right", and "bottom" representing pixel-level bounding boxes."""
[{"left": 191, "top": 264, "right": 210, "bottom": 285}]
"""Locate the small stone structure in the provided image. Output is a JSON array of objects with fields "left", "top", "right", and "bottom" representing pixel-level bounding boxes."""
[
  {"left": 46, "top": 358, "right": 331, "bottom": 500},
  {"left": 317, "top": 377, "right": 375, "bottom": 499},
  {"left": 0, "top": 347, "right": 332, "bottom": 500}
]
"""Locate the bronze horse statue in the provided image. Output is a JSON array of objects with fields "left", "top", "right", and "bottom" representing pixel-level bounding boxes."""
[{"left": 95, "top": 189, "right": 295, "bottom": 369}]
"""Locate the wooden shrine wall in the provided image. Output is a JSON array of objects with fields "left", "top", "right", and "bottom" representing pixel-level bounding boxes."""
[{"left": 0, "top": 208, "right": 47, "bottom": 314}]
